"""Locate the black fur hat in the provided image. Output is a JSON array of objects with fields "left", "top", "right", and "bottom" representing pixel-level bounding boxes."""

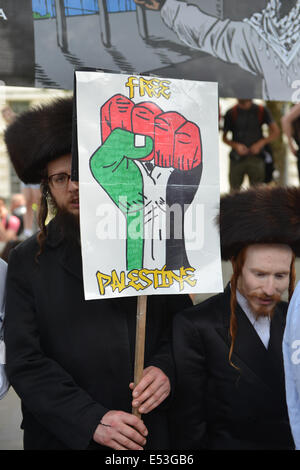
[
  {"left": 4, "top": 97, "right": 73, "bottom": 184},
  {"left": 219, "top": 185, "right": 300, "bottom": 260}
]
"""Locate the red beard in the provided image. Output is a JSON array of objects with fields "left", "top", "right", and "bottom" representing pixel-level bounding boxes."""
[{"left": 247, "top": 292, "right": 281, "bottom": 319}]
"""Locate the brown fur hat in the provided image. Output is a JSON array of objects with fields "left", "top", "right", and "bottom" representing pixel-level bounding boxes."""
[
  {"left": 219, "top": 185, "right": 300, "bottom": 260},
  {"left": 4, "top": 97, "right": 73, "bottom": 184}
]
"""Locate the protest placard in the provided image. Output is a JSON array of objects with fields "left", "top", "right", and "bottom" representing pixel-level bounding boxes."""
[{"left": 75, "top": 70, "right": 223, "bottom": 301}]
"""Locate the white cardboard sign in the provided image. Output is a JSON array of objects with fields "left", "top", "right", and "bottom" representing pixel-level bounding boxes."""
[{"left": 76, "top": 71, "right": 223, "bottom": 299}]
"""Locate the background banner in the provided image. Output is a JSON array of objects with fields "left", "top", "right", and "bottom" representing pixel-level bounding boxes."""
[
  {"left": 75, "top": 70, "right": 223, "bottom": 299},
  {"left": 0, "top": 0, "right": 34, "bottom": 87},
  {"left": 1, "top": 1, "right": 299, "bottom": 101}
]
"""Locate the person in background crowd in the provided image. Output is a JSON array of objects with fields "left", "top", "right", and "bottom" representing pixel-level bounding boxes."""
[
  {"left": 0, "top": 257, "right": 8, "bottom": 400},
  {"left": 10, "top": 193, "right": 26, "bottom": 238},
  {"left": 2, "top": 105, "right": 41, "bottom": 239},
  {"left": 20, "top": 183, "right": 41, "bottom": 238},
  {"left": 3, "top": 97, "right": 192, "bottom": 451},
  {"left": 170, "top": 186, "right": 300, "bottom": 450},
  {"left": 281, "top": 103, "right": 300, "bottom": 183},
  {"left": 222, "top": 99, "right": 279, "bottom": 191},
  {"left": 0, "top": 197, "right": 20, "bottom": 242},
  {"left": 1, "top": 106, "right": 15, "bottom": 126}
]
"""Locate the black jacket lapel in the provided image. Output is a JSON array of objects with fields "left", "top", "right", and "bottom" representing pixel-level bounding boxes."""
[
  {"left": 266, "top": 303, "right": 287, "bottom": 390},
  {"left": 268, "top": 302, "right": 286, "bottom": 361},
  {"left": 46, "top": 218, "right": 83, "bottom": 281},
  {"left": 60, "top": 242, "right": 83, "bottom": 281},
  {"left": 233, "top": 304, "right": 275, "bottom": 387}
]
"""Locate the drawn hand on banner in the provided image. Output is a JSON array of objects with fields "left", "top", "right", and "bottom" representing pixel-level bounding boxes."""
[
  {"left": 90, "top": 95, "right": 202, "bottom": 271},
  {"left": 90, "top": 127, "right": 152, "bottom": 271},
  {"left": 132, "top": 104, "right": 202, "bottom": 270}
]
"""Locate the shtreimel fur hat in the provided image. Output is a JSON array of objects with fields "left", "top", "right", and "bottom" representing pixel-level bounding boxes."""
[
  {"left": 4, "top": 97, "right": 73, "bottom": 184},
  {"left": 219, "top": 185, "right": 300, "bottom": 260}
]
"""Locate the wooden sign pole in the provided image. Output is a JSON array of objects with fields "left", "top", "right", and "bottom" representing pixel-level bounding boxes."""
[{"left": 132, "top": 295, "right": 147, "bottom": 418}]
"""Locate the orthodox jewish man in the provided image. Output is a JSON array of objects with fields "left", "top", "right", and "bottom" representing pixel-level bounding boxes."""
[
  {"left": 170, "top": 186, "right": 300, "bottom": 450},
  {"left": 3, "top": 97, "right": 192, "bottom": 450}
]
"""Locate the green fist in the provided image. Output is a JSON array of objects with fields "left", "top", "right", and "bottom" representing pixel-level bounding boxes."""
[{"left": 90, "top": 128, "right": 153, "bottom": 271}]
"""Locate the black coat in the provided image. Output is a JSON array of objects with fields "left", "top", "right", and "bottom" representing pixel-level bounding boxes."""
[
  {"left": 4, "top": 219, "right": 192, "bottom": 450},
  {"left": 170, "top": 284, "right": 294, "bottom": 450}
]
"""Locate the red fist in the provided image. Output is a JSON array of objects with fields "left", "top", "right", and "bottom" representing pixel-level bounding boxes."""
[
  {"left": 154, "top": 112, "right": 202, "bottom": 171},
  {"left": 131, "top": 102, "right": 163, "bottom": 161},
  {"left": 101, "top": 94, "right": 134, "bottom": 143},
  {"left": 100, "top": 95, "right": 202, "bottom": 171}
]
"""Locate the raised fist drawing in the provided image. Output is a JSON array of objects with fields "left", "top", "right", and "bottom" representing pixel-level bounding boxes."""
[{"left": 90, "top": 94, "right": 202, "bottom": 271}]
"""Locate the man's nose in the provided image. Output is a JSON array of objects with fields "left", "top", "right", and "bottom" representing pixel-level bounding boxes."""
[
  {"left": 263, "top": 277, "right": 276, "bottom": 296},
  {"left": 68, "top": 178, "right": 79, "bottom": 191}
]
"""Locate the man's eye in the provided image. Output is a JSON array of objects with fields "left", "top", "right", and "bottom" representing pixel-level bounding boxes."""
[{"left": 54, "top": 174, "right": 66, "bottom": 183}]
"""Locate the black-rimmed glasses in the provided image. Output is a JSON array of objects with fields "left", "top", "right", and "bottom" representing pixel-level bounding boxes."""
[{"left": 48, "top": 172, "right": 71, "bottom": 189}]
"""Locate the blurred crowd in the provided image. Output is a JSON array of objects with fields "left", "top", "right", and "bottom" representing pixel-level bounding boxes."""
[
  {"left": 0, "top": 188, "right": 40, "bottom": 263},
  {"left": 220, "top": 99, "right": 300, "bottom": 192}
]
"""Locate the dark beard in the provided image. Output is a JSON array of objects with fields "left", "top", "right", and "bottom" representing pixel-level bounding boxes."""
[{"left": 54, "top": 207, "right": 80, "bottom": 246}]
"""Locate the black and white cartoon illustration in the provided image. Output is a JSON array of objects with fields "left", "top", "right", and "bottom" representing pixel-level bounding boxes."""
[{"left": 2, "top": 1, "right": 297, "bottom": 101}]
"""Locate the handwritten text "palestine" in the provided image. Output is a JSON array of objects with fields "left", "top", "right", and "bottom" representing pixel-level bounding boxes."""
[{"left": 96, "top": 266, "right": 196, "bottom": 295}]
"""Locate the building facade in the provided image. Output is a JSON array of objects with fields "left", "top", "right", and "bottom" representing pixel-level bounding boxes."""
[{"left": 0, "top": 86, "right": 70, "bottom": 199}]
